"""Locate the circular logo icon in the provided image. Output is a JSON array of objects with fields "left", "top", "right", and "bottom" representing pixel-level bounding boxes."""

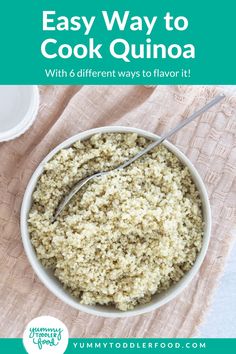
[{"left": 23, "top": 316, "right": 69, "bottom": 354}]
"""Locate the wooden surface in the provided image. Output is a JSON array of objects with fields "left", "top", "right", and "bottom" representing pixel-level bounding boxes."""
[{"left": 0, "top": 85, "right": 235, "bottom": 338}]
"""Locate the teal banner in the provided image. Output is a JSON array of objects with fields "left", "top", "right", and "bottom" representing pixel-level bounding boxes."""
[
  {"left": 0, "top": 338, "right": 236, "bottom": 353},
  {"left": 0, "top": 0, "right": 235, "bottom": 84}
]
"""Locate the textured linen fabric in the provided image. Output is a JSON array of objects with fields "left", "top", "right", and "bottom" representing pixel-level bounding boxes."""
[{"left": 0, "top": 85, "right": 235, "bottom": 337}]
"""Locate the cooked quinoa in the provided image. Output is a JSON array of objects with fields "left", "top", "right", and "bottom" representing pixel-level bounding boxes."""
[{"left": 28, "top": 133, "right": 203, "bottom": 311}]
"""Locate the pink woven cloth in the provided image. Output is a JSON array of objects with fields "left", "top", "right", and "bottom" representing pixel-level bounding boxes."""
[{"left": 0, "top": 85, "right": 235, "bottom": 337}]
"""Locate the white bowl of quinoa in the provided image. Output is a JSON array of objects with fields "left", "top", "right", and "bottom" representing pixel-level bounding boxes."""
[{"left": 21, "top": 126, "right": 211, "bottom": 317}]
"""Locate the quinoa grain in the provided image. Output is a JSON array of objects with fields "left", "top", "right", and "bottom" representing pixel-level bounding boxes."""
[{"left": 28, "top": 133, "right": 203, "bottom": 311}]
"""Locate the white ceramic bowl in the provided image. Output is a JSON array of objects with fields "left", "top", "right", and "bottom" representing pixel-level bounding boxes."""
[
  {"left": 21, "top": 126, "right": 211, "bottom": 318},
  {"left": 0, "top": 86, "right": 39, "bottom": 142}
]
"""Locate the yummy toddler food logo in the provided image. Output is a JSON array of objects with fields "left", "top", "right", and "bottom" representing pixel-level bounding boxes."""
[{"left": 23, "top": 316, "right": 69, "bottom": 354}]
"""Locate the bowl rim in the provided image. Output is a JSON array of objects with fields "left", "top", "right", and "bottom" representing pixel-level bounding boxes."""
[
  {"left": 0, "top": 85, "right": 39, "bottom": 142},
  {"left": 20, "top": 126, "right": 211, "bottom": 318}
]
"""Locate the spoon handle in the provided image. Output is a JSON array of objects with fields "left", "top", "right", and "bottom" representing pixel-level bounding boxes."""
[
  {"left": 117, "top": 93, "right": 225, "bottom": 170},
  {"left": 53, "top": 93, "right": 225, "bottom": 221}
]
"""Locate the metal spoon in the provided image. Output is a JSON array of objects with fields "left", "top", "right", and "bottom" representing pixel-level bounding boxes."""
[{"left": 52, "top": 93, "right": 225, "bottom": 222}]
